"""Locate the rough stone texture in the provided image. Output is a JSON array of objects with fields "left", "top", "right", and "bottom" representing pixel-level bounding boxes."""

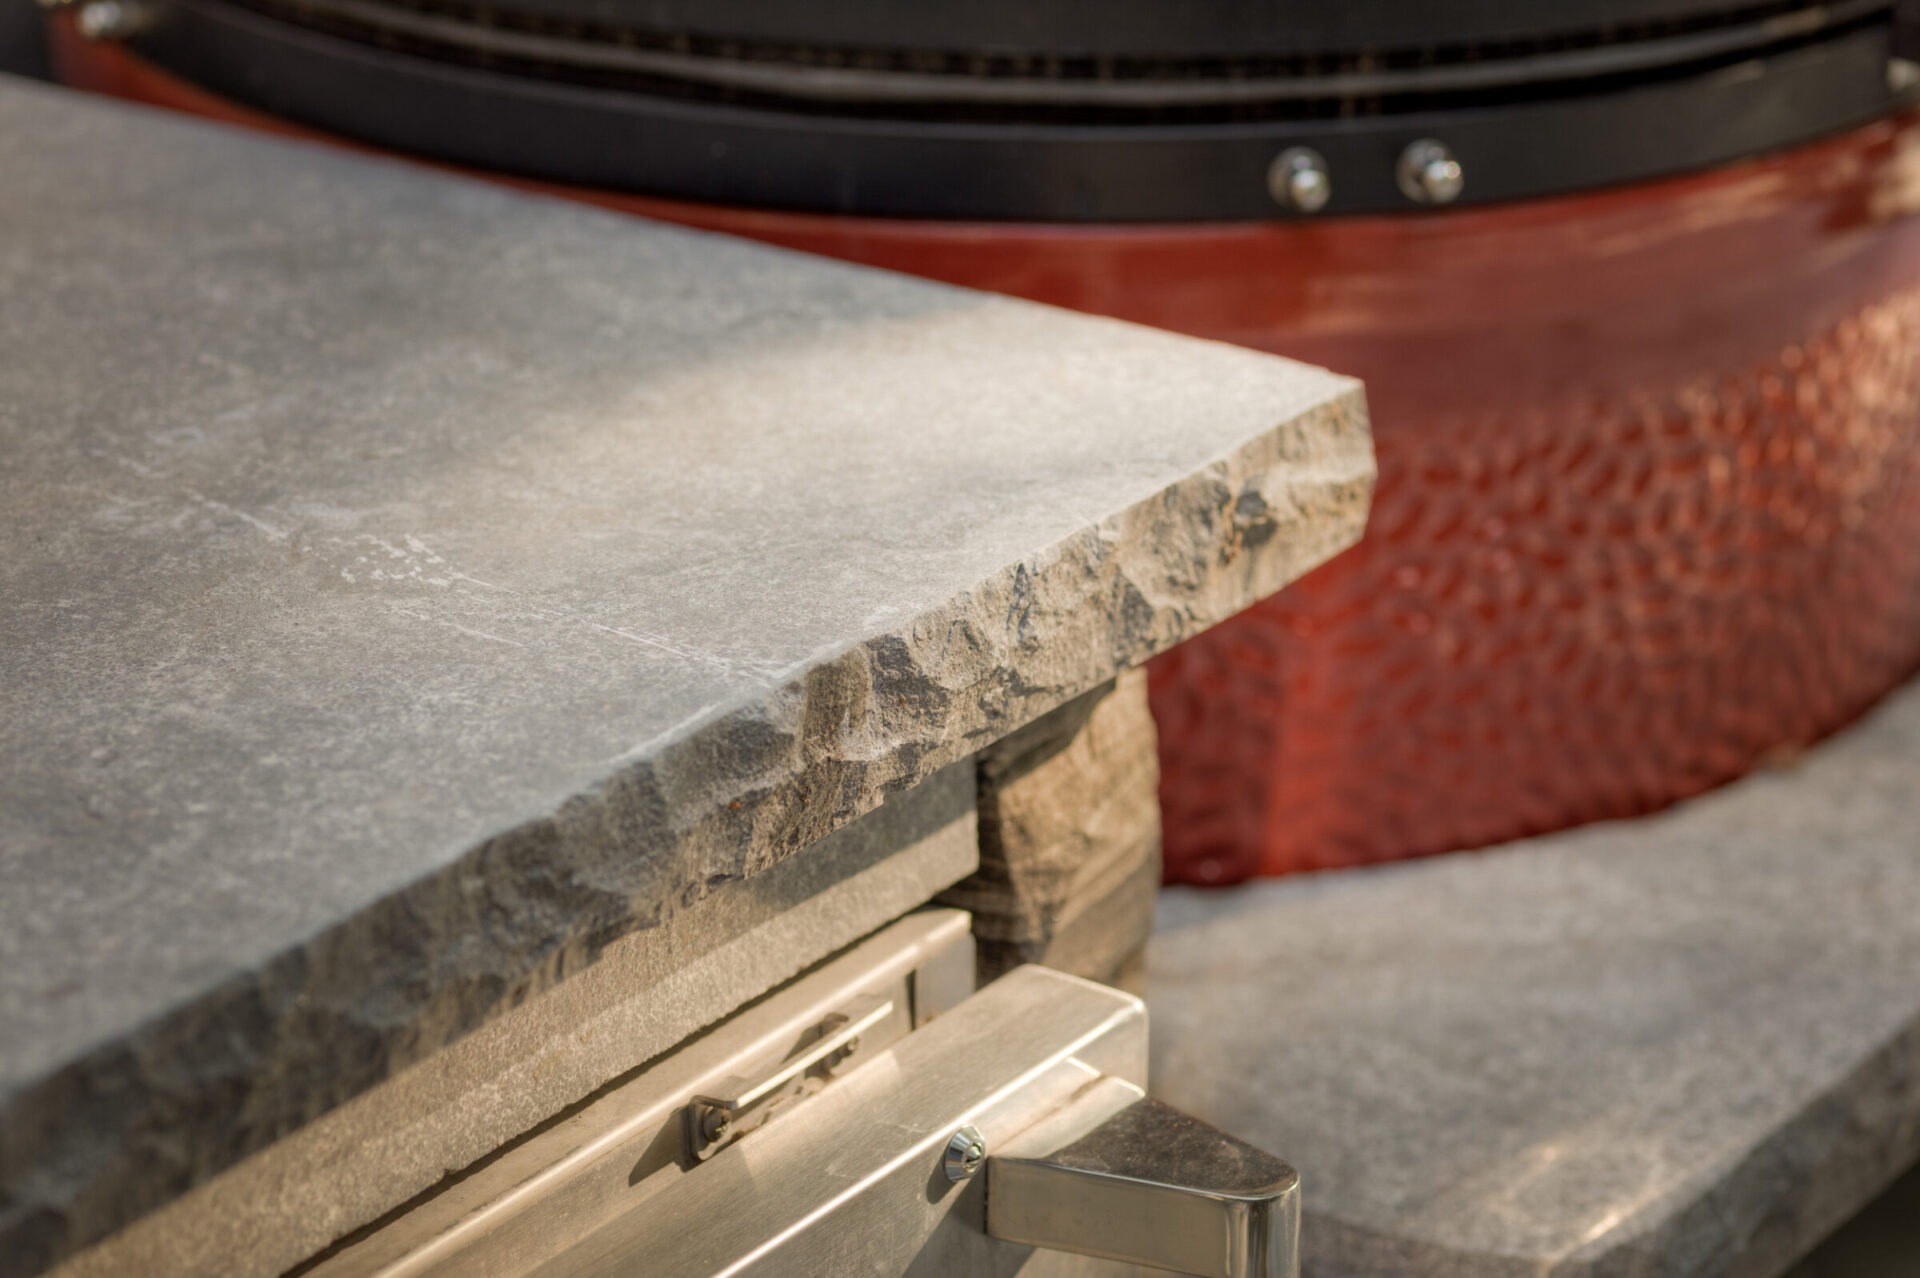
[
  {"left": 1147, "top": 678, "right": 1920, "bottom": 1278},
  {"left": 0, "top": 81, "right": 1372, "bottom": 1275},
  {"left": 939, "top": 669, "right": 1163, "bottom": 983},
  {"left": 45, "top": 766, "right": 976, "bottom": 1278}
]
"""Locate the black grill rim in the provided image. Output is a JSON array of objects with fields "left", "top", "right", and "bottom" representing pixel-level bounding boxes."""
[{"left": 121, "top": 0, "right": 1913, "bottom": 220}]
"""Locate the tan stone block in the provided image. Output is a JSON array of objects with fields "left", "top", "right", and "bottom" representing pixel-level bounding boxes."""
[{"left": 941, "top": 668, "right": 1162, "bottom": 983}]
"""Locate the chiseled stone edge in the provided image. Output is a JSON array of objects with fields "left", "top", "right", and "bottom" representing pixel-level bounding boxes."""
[{"left": 0, "top": 386, "right": 1371, "bottom": 1276}]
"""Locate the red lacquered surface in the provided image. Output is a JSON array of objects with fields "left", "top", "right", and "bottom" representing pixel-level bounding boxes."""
[{"left": 58, "top": 27, "right": 1920, "bottom": 881}]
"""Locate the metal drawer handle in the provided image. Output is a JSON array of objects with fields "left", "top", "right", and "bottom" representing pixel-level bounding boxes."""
[
  {"left": 682, "top": 992, "right": 892, "bottom": 1162},
  {"left": 987, "top": 1097, "right": 1300, "bottom": 1278}
]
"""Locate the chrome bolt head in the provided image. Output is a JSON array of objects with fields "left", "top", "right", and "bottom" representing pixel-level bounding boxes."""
[
  {"left": 1398, "top": 139, "right": 1464, "bottom": 206},
  {"left": 1268, "top": 146, "right": 1332, "bottom": 214},
  {"left": 701, "top": 1108, "right": 731, "bottom": 1143},
  {"left": 942, "top": 1124, "right": 986, "bottom": 1182}
]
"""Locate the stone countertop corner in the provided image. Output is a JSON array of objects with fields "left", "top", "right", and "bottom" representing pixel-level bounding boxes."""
[{"left": 0, "top": 77, "right": 1373, "bottom": 1274}]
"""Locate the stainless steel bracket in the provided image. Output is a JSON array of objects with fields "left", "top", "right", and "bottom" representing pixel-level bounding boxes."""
[{"left": 989, "top": 1097, "right": 1301, "bottom": 1278}]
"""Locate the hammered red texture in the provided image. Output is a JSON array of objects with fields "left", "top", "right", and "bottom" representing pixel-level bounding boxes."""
[{"left": 54, "top": 26, "right": 1920, "bottom": 880}]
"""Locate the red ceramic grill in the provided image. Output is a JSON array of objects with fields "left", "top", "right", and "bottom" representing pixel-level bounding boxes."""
[{"left": 51, "top": 0, "right": 1920, "bottom": 880}]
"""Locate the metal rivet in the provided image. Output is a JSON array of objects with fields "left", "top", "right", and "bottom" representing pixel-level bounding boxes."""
[
  {"left": 1397, "top": 139, "right": 1464, "bottom": 206},
  {"left": 1267, "top": 146, "right": 1331, "bottom": 214},
  {"left": 942, "top": 1124, "right": 986, "bottom": 1182}
]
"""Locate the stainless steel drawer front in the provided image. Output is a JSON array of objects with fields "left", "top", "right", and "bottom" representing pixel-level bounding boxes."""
[{"left": 313, "top": 912, "right": 1298, "bottom": 1278}]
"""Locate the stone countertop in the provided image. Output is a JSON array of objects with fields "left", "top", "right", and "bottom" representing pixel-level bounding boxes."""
[
  {"left": 1149, "top": 679, "right": 1920, "bottom": 1278},
  {"left": 0, "top": 79, "right": 1371, "bottom": 1271}
]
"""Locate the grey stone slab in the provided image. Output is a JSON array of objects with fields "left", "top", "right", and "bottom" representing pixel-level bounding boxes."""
[
  {"left": 1147, "top": 679, "right": 1920, "bottom": 1278},
  {"left": 0, "top": 80, "right": 1371, "bottom": 1273}
]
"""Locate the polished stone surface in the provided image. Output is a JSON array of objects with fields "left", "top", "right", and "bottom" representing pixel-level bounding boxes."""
[
  {"left": 0, "top": 79, "right": 1370, "bottom": 1272},
  {"left": 1149, "top": 679, "right": 1920, "bottom": 1278}
]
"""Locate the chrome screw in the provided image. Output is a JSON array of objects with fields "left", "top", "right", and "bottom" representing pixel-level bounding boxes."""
[
  {"left": 1398, "top": 139, "right": 1465, "bottom": 206},
  {"left": 1267, "top": 146, "right": 1332, "bottom": 214},
  {"left": 701, "top": 1108, "right": 731, "bottom": 1143},
  {"left": 942, "top": 1124, "right": 986, "bottom": 1182}
]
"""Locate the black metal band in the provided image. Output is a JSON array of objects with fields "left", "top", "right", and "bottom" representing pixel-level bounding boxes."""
[{"left": 125, "top": 0, "right": 1910, "bottom": 220}]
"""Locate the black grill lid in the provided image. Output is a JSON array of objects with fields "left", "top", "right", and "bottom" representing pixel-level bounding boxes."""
[{"left": 121, "top": 0, "right": 1915, "bottom": 218}]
